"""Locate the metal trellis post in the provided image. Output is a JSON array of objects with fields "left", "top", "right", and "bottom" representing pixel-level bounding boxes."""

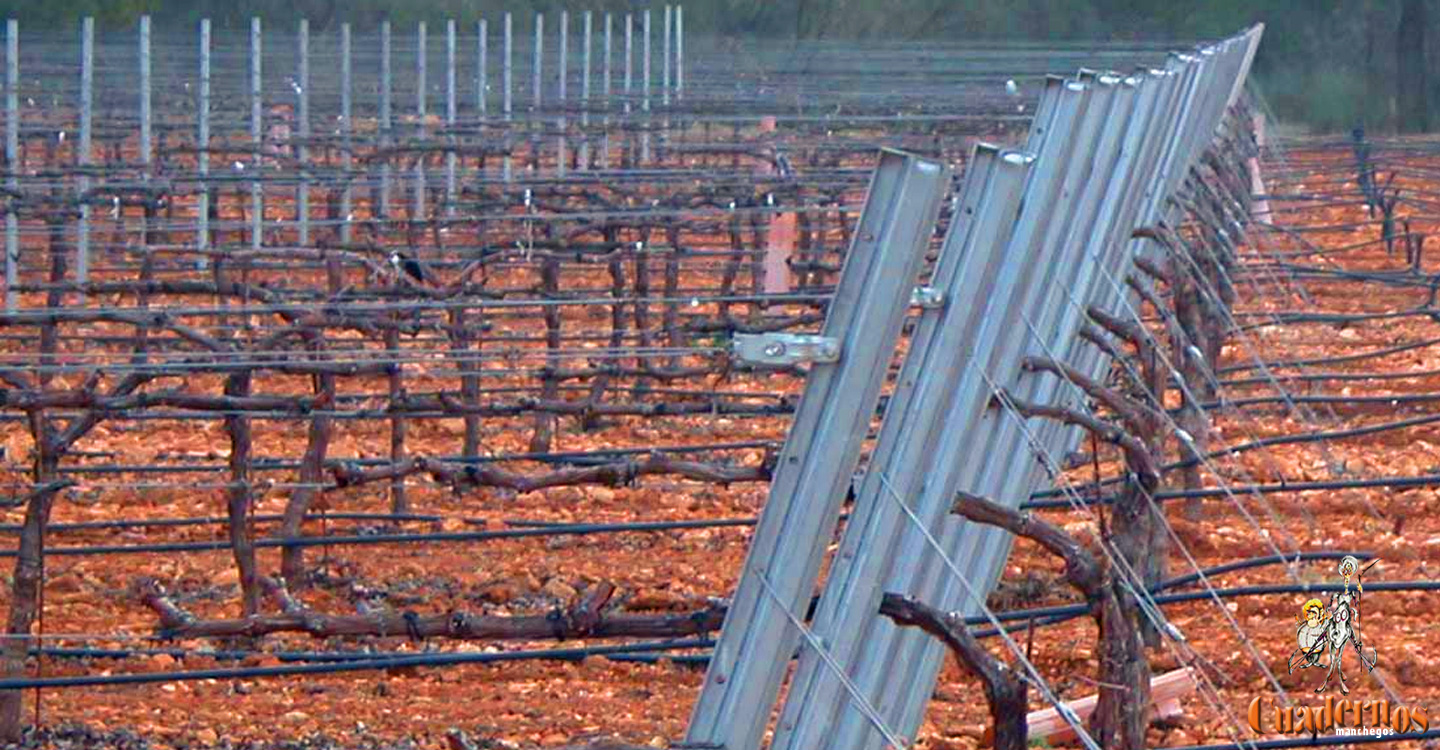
[{"left": 684, "top": 148, "right": 950, "bottom": 750}]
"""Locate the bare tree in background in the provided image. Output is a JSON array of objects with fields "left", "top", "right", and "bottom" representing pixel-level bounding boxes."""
[
  {"left": 1364, "top": 1, "right": 1387, "bottom": 130},
  {"left": 1398, "top": 0, "right": 1429, "bottom": 132}
]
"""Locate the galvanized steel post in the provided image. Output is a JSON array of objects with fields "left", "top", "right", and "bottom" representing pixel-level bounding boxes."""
[
  {"left": 340, "top": 23, "right": 353, "bottom": 245},
  {"left": 197, "top": 19, "right": 211, "bottom": 260},
  {"left": 250, "top": 18, "right": 263, "bottom": 249},
  {"left": 446, "top": 19, "right": 457, "bottom": 217},
  {"left": 685, "top": 149, "right": 951, "bottom": 750},
  {"left": 641, "top": 10, "right": 651, "bottom": 163},
  {"left": 139, "top": 16, "right": 151, "bottom": 176},
  {"left": 533, "top": 13, "right": 543, "bottom": 109},
  {"left": 76, "top": 17, "right": 92, "bottom": 289},
  {"left": 297, "top": 19, "right": 310, "bottom": 247},
  {"left": 414, "top": 22, "right": 427, "bottom": 222},
  {"left": 380, "top": 21, "right": 393, "bottom": 217},
  {"left": 557, "top": 11, "right": 568, "bottom": 177},
  {"left": 503, "top": 12, "right": 512, "bottom": 181},
  {"left": 624, "top": 13, "right": 632, "bottom": 118},
  {"left": 676, "top": 5, "right": 683, "bottom": 100},
  {"left": 581, "top": 11, "right": 591, "bottom": 169},
  {"left": 662, "top": 5, "right": 671, "bottom": 108},
  {"left": 602, "top": 14, "right": 612, "bottom": 168},
  {"left": 693, "top": 28, "right": 1266, "bottom": 750},
  {"left": 4, "top": 19, "right": 17, "bottom": 312},
  {"left": 477, "top": 19, "right": 488, "bottom": 117}
]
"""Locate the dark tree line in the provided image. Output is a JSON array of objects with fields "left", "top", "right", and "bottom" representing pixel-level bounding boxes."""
[
  {"left": 0, "top": 0, "right": 1434, "bottom": 131},
  {"left": 1398, "top": 0, "right": 1429, "bottom": 133}
]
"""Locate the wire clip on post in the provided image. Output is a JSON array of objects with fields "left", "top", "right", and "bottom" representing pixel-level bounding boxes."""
[
  {"left": 910, "top": 285, "right": 946, "bottom": 309},
  {"left": 731, "top": 333, "right": 840, "bottom": 367}
]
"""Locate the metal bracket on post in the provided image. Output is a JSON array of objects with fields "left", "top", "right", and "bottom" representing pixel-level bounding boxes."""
[
  {"left": 910, "top": 285, "right": 945, "bottom": 309},
  {"left": 731, "top": 333, "right": 840, "bottom": 367}
]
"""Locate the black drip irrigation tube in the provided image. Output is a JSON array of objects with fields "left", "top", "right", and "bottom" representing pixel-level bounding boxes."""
[
  {"left": 0, "top": 512, "right": 443, "bottom": 534},
  {"left": 32, "top": 639, "right": 717, "bottom": 667},
  {"left": 1027, "top": 472, "right": 1440, "bottom": 504},
  {"left": 18, "top": 579, "right": 1438, "bottom": 687},
  {"left": 0, "top": 639, "right": 716, "bottom": 690},
  {"left": 1028, "top": 412, "right": 1440, "bottom": 499},
  {"left": 25, "top": 439, "right": 778, "bottom": 477},
  {"left": 22, "top": 558, "right": 1435, "bottom": 686},
  {"left": 1155, "top": 551, "right": 1374, "bottom": 592},
  {"left": 0, "top": 518, "right": 786, "bottom": 557},
  {"left": 962, "top": 551, "right": 1378, "bottom": 639},
  {"left": 9, "top": 471, "right": 1440, "bottom": 557},
  {"left": 966, "top": 580, "right": 1440, "bottom": 640}
]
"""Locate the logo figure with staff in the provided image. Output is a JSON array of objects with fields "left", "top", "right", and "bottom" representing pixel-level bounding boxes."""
[{"left": 1288, "top": 555, "right": 1378, "bottom": 694}]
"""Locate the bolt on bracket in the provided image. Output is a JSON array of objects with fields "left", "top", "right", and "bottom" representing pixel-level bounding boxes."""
[
  {"left": 731, "top": 333, "right": 841, "bottom": 366},
  {"left": 910, "top": 285, "right": 946, "bottom": 309}
]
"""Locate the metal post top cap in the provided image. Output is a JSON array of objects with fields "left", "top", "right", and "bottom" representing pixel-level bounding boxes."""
[{"left": 878, "top": 147, "right": 946, "bottom": 171}]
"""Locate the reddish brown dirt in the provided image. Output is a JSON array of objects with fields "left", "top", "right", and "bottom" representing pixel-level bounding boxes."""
[{"left": 4, "top": 144, "right": 1440, "bottom": 750}]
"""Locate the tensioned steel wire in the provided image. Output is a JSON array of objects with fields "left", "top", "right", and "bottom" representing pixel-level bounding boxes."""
[
  {"left": 876, "top": 440, "right": 1262, "bottom": 750},
  {"left": 1211, "top": 135, "right": 1426, "bottom": 709},
  {"left": 958, "top": 145, "right": 1315, "bottom": 681},
  {"left": 1009, "top": 292, "right": 1296, "bottom": 711},
  {"left": 1052, "top": 148, "right": 1419, "bottom": 712},
  {"left": 1081, "top": 218, "right": 1331, "bottom": 579},
  {"left": 1032, "top": 163, "right": 1390, "bottom": 522},
  {"left": 970, "top": 101, "right": 1340, "bottom": 672},
  {"left": 1075, "top": 106, "right": 1366, "bottom": 515},
  {"left": 810, "top": 83, "right": 1413, "bottom": 750},
  {"left": 930, "top": 195, "right": 1313, "bottom": 719},
  {"left": 1174, "top": 133, "right": 1374, "bottom": 456},
  {"left": 1160, "top": 142, "right": 1392, "bottom": 523},
  {"left": 867, "top": 468, "right": 1106, "bottom": 750}
]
